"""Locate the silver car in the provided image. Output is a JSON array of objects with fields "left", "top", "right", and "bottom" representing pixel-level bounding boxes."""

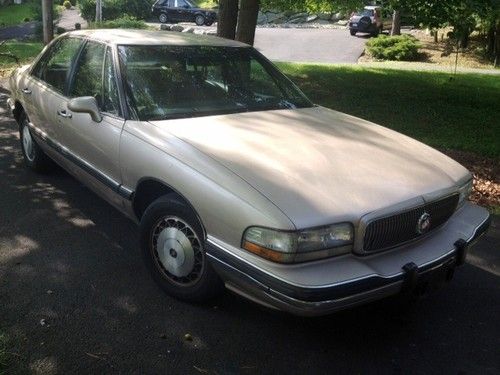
[{"left": 7, "top": 30, "right": 490, "bottom": 316}]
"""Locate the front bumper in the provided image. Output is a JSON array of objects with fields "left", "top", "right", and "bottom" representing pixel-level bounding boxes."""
[{"left": 206, "top": 202, "right": 490, "bottom": 316}]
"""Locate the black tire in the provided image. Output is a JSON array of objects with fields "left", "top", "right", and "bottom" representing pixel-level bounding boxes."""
[
  {"left": 350, "top": 29, "right": 356, "bottom": 36},
  {"left": 371, "top": 28, "right": 380, "bottom": 37},
  {"left": 19, "top": 111, "right": 54, "bottom": 173},
  {"left": 204, "top": 21, "right": 213, "bottom": 26},
  {"left": 158, "top": 13, "right": 168, "bottom": 23},
  {"left": 140, "top": 194, "right": 223, "bottom": 302},
  {"left": 195, "top": 14, "right": 205, "bottom": 26}
]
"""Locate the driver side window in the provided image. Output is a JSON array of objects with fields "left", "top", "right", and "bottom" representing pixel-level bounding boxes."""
[{"left": 70, "top": 42, "right": 121, "bottom": 117}]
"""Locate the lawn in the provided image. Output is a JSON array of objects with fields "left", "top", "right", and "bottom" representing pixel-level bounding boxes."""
[
  {"left": 0, "top": 3, "right": 35, "bottom": 28},
  {"left": 278, "top": 63, "right": 500, "bottom": 158},
  {"left": 0, "top": 40, "right": 44, "bottom": 74}
]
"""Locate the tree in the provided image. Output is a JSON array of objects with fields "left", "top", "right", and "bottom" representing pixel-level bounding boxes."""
[
  {"left": 217, "top": 0, "right": 239, "bottom": 40},
  {"left": 42, "top": 0, "right": 53, "bottom": 44},
  {"left": 236, "top": 0, "right": 260, "bottom": 45}
]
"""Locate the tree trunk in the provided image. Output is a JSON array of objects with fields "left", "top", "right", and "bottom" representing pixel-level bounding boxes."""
[
  {"left": 486, "top": 24, "right": 495, "bottom": 56},
  {"left": 217, "top": 0, "right": 238, "bottom": 40},
  {"left": 391, "top": 9, "right": 401, "bottom": 36},
  {"left": 236, "top": 0, "right": 260, "bottom": 46},
  {"left": 96, "top": 0, "right": 102, "bottom": 22},
  {"left": 41, "top": 0, "right": 53, "bottom": 45},
  {"left": 495, "top": 20, "right": 500, "bottom": 67}
]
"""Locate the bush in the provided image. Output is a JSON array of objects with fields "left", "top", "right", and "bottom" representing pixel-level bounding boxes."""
[
  {"left": 79, "top": 0, "right": 151, "bottom": 22},
  {"left": 63, "top": 0, "right": 71, "bottom": 9},
  {"left": 366, "top": 35, "right": 421, "bottom": 61},
  {"left": 89, "top": 15, "right": 148, "bottom": 29}
]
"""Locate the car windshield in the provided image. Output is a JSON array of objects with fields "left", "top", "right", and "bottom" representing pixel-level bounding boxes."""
[
  {"left": 354, "top": 9, "right": 373, "bottom": 17},
  {"left": 117, "top": 45, "right": 313, "bottom": 121}
]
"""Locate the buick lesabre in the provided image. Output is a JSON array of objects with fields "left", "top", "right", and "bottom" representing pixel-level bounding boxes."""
[{"left": 7, "top": 30, "right": 490, "bottom": 316}]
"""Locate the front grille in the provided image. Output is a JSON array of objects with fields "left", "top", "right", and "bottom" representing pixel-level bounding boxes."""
[{"left": 363, "top": 194, "right": 459, "bottom": 253}]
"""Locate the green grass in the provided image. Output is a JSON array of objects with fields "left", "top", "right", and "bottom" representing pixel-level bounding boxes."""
[
  {"left": 196, "top": 0, "right": 217, "bottom": 8},
  {"left": 278, "top": 63, "right": 500, "bottom": 158},
  {"left": 0, "top": 40, "right": 44, "bottom": 71},
  {"left": 0, "top": 3, "right": 35, "bottom": 27}
]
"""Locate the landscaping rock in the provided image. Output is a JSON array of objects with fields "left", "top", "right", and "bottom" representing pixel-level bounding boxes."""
[
  {"left": 182, "top": 27, "right": 194, "bottom": 33},
  {"left": 318, "top": 13, "right": 332, "bottom": 21},
  {"left": 170, "top": 25, "right": 184, "bottom": 32},
  {"left": 160, "top": 24, "right": 171, "bottom": 30},
  {"left": 306, "top": 15, "right": 319, "bottom": 23}
]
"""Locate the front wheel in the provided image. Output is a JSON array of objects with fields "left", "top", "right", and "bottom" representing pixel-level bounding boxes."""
[
  {"left": 350, "top": 29, "right": 356, "bottom": 36},
  {"left": 195, "top": 14, "right": 205, "bottom": 26},
  {"left": 140, "top": 194, "right": 223, "bottom": 302},
  {"left": 19, "top": 112, "right": 54, "bottom": 173},
  {"left": 158, "top": 13, "right": 168, "bottom": 23}
]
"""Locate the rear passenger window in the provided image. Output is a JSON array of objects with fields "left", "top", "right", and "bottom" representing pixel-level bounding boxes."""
[{"left": 32, "top": 37, "right": 83, "bottom": 94}]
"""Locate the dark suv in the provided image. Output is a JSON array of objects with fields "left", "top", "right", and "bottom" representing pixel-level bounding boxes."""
[{"left": 152, "top": 0, "right": 217, "bottom": 26}]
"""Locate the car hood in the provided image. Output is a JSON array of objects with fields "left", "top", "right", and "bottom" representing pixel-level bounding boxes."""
[{"left": 150, "top": 106, "right": 469, "bottom": 228}]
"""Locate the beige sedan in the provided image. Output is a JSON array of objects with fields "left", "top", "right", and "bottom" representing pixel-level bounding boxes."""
[{"left": 7, "top": 30, "right": 490, "bottom": 316}]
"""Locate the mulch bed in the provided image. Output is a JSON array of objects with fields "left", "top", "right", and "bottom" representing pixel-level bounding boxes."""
[{"left": 443, "top": 149, "right": 499, "bottom": 211}]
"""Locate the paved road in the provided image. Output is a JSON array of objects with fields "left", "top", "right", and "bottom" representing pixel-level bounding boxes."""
[
  {"left": 0, "top": 21, "right": 38, "bottom": 41},
  {"left": 0, "top": 88, "right": 499, "bottom": 374},
  {"left": 149, "top": 23, "right": 369, "bottom": 63},
  {"left": 254, "top": 28, "right": 368, "bottom": 63}
]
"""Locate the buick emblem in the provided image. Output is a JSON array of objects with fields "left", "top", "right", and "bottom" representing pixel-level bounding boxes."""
[{"left": 417, "top": 212, "right": 431, "bottom": 234}]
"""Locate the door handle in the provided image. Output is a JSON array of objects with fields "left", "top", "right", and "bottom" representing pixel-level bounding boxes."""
[
  {"left": 21, "top": 88, "right": 32, "bottom": 95},
  {"left": 57, "top": 109, "right": 72, "bottom": 119}
]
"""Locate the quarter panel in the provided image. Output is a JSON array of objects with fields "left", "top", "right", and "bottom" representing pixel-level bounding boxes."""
[{"left": 119, "top": 121, "right": 295, "bottom": 247}]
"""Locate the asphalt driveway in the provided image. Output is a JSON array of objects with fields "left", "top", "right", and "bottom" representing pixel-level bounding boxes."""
[{"left": 0, "top": 88, "right": 499, "bottom": 374}]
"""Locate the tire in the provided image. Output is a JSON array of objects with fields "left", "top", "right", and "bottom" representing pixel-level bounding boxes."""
[
  {"left": 371, "top": 28, "right": 380, "bottom": 37},
  {"left": 19, "top": 111, "right": 54, "bottom": 173},
  {"left": 158, "top": 13, "right": 168, "bottom": 23},
  {"left": 140, "top": 194, "right": 223, "bottom": 302},
  {"left": 195, "top": 14, "right": 205, "bottom": 26},
  {"left": 350, "top": 29, "right": 356, "bottom": 36},
  {"left": 204, "top": 21, "right": 213, "bottom": 26}
]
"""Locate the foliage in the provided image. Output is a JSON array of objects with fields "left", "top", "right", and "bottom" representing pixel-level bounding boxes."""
[
  {"left": 79, "top": 0, "right": 153, "bottom": 21},
  {"left": 260, "top": 0, "right": 364, "bottom": 13},
  {"left": 0, "top": 3, "right": 35, "bottom": 27},
  {"left": 277, "top": 63, "right": 500, "bottom": 158},
  {"left": 89, "top": 15, "right": 149, "bottom": 29},
  {"left": 366, "top": 35, "right": 421, "bottom": 61},
  {"left": 63, "top": 0, "right": 72, "bottom": 9}
]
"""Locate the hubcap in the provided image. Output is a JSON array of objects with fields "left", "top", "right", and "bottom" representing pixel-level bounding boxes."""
[
  {"left": 151, "top": 216, "right": 204, "bottom": 286},
  {"left": 159, "top": 14, "right": 167, "bottom": 23},
  {"left": 22, "top": 124, "right": 35, "bottom": 162}
]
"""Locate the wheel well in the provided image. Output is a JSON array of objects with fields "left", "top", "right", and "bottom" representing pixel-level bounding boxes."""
[
  {"left": 13, "top": 101, "right": 24, "bottom": 124},
  {"left": 133, "top": 178, "right": 203, "bottom": 218}
]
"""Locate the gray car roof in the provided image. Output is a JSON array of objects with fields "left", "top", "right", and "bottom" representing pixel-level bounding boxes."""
[{"left": 66, "top": 29, "right": 249, "bottom": 47}]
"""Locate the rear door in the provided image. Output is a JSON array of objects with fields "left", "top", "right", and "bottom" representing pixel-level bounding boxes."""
[{"left": 27, "top": 37, "right": 84, "bottom": 142}]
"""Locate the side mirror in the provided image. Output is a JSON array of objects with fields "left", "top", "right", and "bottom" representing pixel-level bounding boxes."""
[{"left": 67, "top": 96, "right": 102, "bottom": 123}]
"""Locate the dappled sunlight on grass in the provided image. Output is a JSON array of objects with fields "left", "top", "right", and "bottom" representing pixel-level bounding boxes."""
[{"left": 278, "top": 63, "right": 500, "bottom": 158}]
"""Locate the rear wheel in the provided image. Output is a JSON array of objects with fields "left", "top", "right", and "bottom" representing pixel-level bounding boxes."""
[
  {"left": 350, "top": 29, "right": 356, "bottom": 36},
  {"left": 159, "top": 13, "right": 168, "bottom": 23},
  {"left": 140, "top": 194, "right": 223, "bottom": 302},
  {"left": 195, "top": 14, "right": 205, "bottom": 26},
  {"left": 19, "top": 112, "right": 54, "bottom": 173}
]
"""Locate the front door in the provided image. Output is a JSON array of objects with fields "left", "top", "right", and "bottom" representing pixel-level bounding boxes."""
[{"left": 58, "top": 41, "right": 124, "bottom": 188}]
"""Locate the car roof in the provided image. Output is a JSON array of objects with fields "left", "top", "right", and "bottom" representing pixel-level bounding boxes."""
[{"left": 64, "top": 29, "right": 249, "bottom": 48}]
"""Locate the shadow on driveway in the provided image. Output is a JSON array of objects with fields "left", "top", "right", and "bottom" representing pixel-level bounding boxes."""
[{"left": 0, "top": 90, "right": 498, "bottom": 374}]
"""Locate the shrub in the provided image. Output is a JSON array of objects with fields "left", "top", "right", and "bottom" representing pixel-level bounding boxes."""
[
  {"left": 63, "top": 0, "right": 71, "bottom": 9},
  {"left": 79, "top": 0, "right": 151, "bottom": 22},
  {"left": 366, "top": 35, "right": 421, "bottom": 61},
  {"left": 89, "top": 15, "right": 148, "bottom": 29}
]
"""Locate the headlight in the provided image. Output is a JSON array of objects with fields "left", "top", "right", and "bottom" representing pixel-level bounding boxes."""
[
  {"left": 457, "top": 178, "right": 473, "bottom": 208},
  {"left": 242, "top": 223, "right": 354, "bottom": 263}
]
